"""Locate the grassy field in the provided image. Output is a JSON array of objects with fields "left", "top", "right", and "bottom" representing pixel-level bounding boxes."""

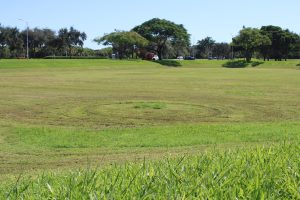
[{"left": 0, "top": 59, "right": 300, "bottom": 198}]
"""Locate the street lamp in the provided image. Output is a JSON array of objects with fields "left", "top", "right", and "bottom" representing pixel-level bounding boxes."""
[
  {"left": 18, "top": 19, "right": 29, "bottom": 59},
  {"left": 230, "top": 33, "right": 234, "bottom": 60}
]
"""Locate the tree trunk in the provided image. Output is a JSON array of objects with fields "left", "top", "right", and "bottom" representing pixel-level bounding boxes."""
[
  {"left": 245, "top": 51, "right": 252, "bottom": 62},
  {"left": 157, "top": 51, "right": 162, "bottom": 60},
  {"left": 156, "top": 42, "right": 167, "bottom": 60},
  {"left": 69, "top": 46, "right": 72, "bottom": 58},
  {"left": 157, "top": 46, "right": 163, "bottom": 60},
  {"left": 131, "top": 46, "right": 135, "bottom": 59},
  {"left": 119, "top": 51, "right": 123, "bottom": 60}
]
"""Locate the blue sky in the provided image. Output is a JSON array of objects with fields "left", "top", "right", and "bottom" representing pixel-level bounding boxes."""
[{"left": 1, "top": 0, "right": 299, "bottom": 49}]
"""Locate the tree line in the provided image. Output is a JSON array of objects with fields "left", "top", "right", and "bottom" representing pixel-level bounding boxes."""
[
  {"left": 232, "top": 26, "right": 300, "bottom": 62},
  {"left": 0, "top": 25, "right": 87, "bottom": 58},
  {"left": 1, "top": 19, "right": 300, "bottom": 61}
]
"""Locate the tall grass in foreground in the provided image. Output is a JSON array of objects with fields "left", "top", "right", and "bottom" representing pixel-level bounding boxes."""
[{"left": 1, "top": 143, "right": 299, "bottom": 199}]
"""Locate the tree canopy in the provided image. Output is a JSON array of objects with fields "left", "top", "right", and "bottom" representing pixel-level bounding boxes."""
[
  {"left": 53, "top": 27, "right": 87, "bottom": 57},
  {"left": 94, "top": 31, "right": 148, "bottom": 59},
  {"left": 232, "top": 27, "right": 271, "bottom": 62},
  {"left": 196, "top": 37, "right": 215, "bottom": 58},
  {"left": 132, "top": 18, "right": 190, "bottom": 60},
  {"left": 0, "top": 24, "right": 88, "bottom": 58},
  {"left": 260, "top": 26, "right": 299, "bottom": 61}
]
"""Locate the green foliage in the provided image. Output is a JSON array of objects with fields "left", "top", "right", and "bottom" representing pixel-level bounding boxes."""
[
  {"left": 233, "top": 27, "right": 271, "bottom": 62},
  {"left": 196, "top": 37, "right": 231, "bottom": 59},
  {"left": 52, "top": 27, "right": 87, "bottom": 57},
  {"left": 21, "top": 28, "right": 56, "bottom": 58},
  {"left": 1, "top": 143, "right": 299, "bottom": 199},
  {"left": 94, "top": 31, "right": 148, "bottom": 59},
  {"left": 95, "top": 47, "right": 113, "bottom": 57},
  {"left": 0, "top": 24, "right": 88, "bottom": 58},
  {"left": 0, "top": 26, "right": 24, "bottom": 57},
  {"left": 212, "top": 42, "right": 231, "bottom": 59},
  {"left": 260, "top": 25, "right": 300, "bottom": 60},
  {"left": 1, "top": 22, "right": 299, "bottom": 60},
  {"left": 196, "top": 37, "right": 215, "bottom": 58},
  {"left": 133, "top": 18, "right": 190, "bottom": 60},
  {"left": 44, "top": 56, "right": 106, "bottom": 59}
]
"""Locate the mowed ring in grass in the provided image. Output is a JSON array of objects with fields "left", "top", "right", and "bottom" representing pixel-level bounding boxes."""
[
  {"left": 0, "top": 100, "right": 224, "bottom": 129},
  {"left": 83, "top": 101, "right": 222, "bottom": 124}
]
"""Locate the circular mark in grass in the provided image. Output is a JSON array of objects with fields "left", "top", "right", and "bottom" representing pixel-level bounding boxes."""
[
  {"left": 2, "top": 100, "right": 223, "bottom": 128},
  {"left": 88, "top": 101, "right": 222, "bottom": 122}
]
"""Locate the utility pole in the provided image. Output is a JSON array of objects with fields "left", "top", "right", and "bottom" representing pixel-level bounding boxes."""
[
  {"left": 231, "top": 33, "right": 234, "bottom": 60},
  {"left": 19, "top": 19, "right": 29, "bottom": 59}
]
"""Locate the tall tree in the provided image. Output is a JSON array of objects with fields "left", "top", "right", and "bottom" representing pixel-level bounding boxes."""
[
  {"left": 132, "top": 18, "right": 190, "bottom": 60},
  {"left": 291, "top": 35, "right": 300, "bottom": 58},
  {"left": 0, "top": 24, "right": 7, "bottom": 57},
  {"left": 95, "top": 47, "right": 113, "bottom": 58},
  {"left": 5, "top": 27, "right": 24, "bottom": 57},
  {"left": 232, "top": 27, "right": 271, "bottom": 62},
  {"left": 212, "top": 43, "right": 231, "bottom": 59},
  {"left": 94, "top": 31, "right": 148, "bottom": 59},
  {"left": 54, "top": 27, "right": 87, "bottom": 57},
  {"left": 155, "top": 39, "right": 190, "bottom": 59},
  {"left": 196, "top": 37, "right": 215, "bottom": 58},
  {"left": 21, "top": 28, "right": 56, "bottom": 57},
  {"left": 260, "top": 26, "right": 299, "bottom": 61}
]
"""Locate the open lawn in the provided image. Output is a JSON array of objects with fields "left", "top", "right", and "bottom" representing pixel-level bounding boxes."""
[{"left": 0, "top": 59, "right": 300, "bottom": 198}]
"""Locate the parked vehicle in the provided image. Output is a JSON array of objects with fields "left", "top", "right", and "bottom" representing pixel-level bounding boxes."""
[
  {"left": 208, "top": 56, "right": 225, "bottom": 60},
  {"left": 152, "top": 55, "right": 159, "bottom": 60},
  {"left": 177, "top": 56, "right": 184, "bottom": 60},
  {"left": 184, "top": 56, "right": 195, "bottom": 60},
  {"left": 145, "top": 53, "right": 159, "bottom": 60}
]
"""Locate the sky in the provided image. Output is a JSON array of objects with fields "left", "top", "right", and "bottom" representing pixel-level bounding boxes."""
[{"left": 1, "top": 0, "right": 300, "bottom": 49}]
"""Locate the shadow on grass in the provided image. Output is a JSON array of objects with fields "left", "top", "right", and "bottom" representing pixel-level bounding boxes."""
[
  {"left": 223, "top": 60, "right": 264, "bottom": 68},
  {"left": 222, "top": 60, "right": 248, "bottom": 68},
  {"left": 296, "top": 64, "right": 300, "bottom": 66},
  {"left": 251, "top": 61, "right": 264, "bottom": 67},
  {"left": 154, "top": 60, "right": 182, "bottom": 67}
]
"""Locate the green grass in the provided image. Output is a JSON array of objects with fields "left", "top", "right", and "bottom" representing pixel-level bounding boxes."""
[
  {"left": 8, "top": 123, "right": 300, "bottom": 149},
  {"left": 133, "top": 102, "right": 167, "bottom": 110},
  {"left": 1, "top": 142, "right": 299, "bottom": 199},
  {"left": 0, "top": 59, "right": 300, "bottom": 198},
  {"left": 0, "top": 58, "right": 299, "bottom": 69}
]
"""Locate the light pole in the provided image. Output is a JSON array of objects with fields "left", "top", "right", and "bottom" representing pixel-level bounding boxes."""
[
  {"left": 230, "top": 33, "right": 234, "bottom": 60},
  {"left": 19, "top": 19, "right": 29, "bottom": 59}
]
